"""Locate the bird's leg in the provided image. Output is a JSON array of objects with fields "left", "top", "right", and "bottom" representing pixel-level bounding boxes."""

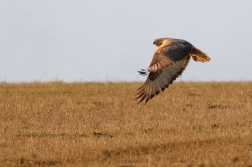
[{"left": 138, "top": 69, "right": 148, "bottom": 76}]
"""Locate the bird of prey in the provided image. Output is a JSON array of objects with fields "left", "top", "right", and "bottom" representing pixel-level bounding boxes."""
[{"left": 135, "top": 38, "right": 211, "bottom": 104}]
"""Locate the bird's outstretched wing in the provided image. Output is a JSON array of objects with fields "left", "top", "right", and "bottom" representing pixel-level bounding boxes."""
[{"left": 135, "top": 40, "right": 193, "bottom": 104}]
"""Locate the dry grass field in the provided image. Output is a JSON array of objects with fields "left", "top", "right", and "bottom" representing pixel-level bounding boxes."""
[{"left": 0, "top": 82, "right": 252, "bottom": 167}]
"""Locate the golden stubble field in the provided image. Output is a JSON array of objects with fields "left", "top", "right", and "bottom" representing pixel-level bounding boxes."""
[{"left": 0, "top": 82, "right": 251, "bottom": 167}]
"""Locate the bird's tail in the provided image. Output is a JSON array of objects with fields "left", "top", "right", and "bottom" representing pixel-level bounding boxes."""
[{"left": 190, "top": 48, "right": 211, "bottom": 62}]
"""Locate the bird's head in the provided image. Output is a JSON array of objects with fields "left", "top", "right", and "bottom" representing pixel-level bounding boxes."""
[
  {"left": 153, "top": 38, "right": 173, "bottom": 47},
  {"left": 153, "top": 38, "right": 164, "bottom": 47}
]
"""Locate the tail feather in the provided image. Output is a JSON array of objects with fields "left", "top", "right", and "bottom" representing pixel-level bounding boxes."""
[{"left": 190, "top": 48, "right": 211, "bottom": 62}]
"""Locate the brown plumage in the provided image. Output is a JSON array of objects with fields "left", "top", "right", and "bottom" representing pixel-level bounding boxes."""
[{"left": 135, "top": 38, "right": 211, "bottom": 104}]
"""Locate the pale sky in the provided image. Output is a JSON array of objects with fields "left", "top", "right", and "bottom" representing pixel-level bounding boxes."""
[{"left": 1, "top": 1, "right": 252, "bottom": 83}]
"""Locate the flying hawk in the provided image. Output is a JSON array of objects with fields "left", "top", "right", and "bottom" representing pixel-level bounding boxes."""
[{"left": 135, "top": 38, "right": 211, "bottom": 104}]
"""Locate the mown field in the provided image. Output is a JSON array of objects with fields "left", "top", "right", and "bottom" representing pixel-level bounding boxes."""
[{"left": 0, "top": 82, "right": 251, "bottom": 167}]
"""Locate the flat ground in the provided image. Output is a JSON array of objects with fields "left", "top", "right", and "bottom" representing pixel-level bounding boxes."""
[{"left": 0, "top": 82, "right": 251, "bottom": 167}]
